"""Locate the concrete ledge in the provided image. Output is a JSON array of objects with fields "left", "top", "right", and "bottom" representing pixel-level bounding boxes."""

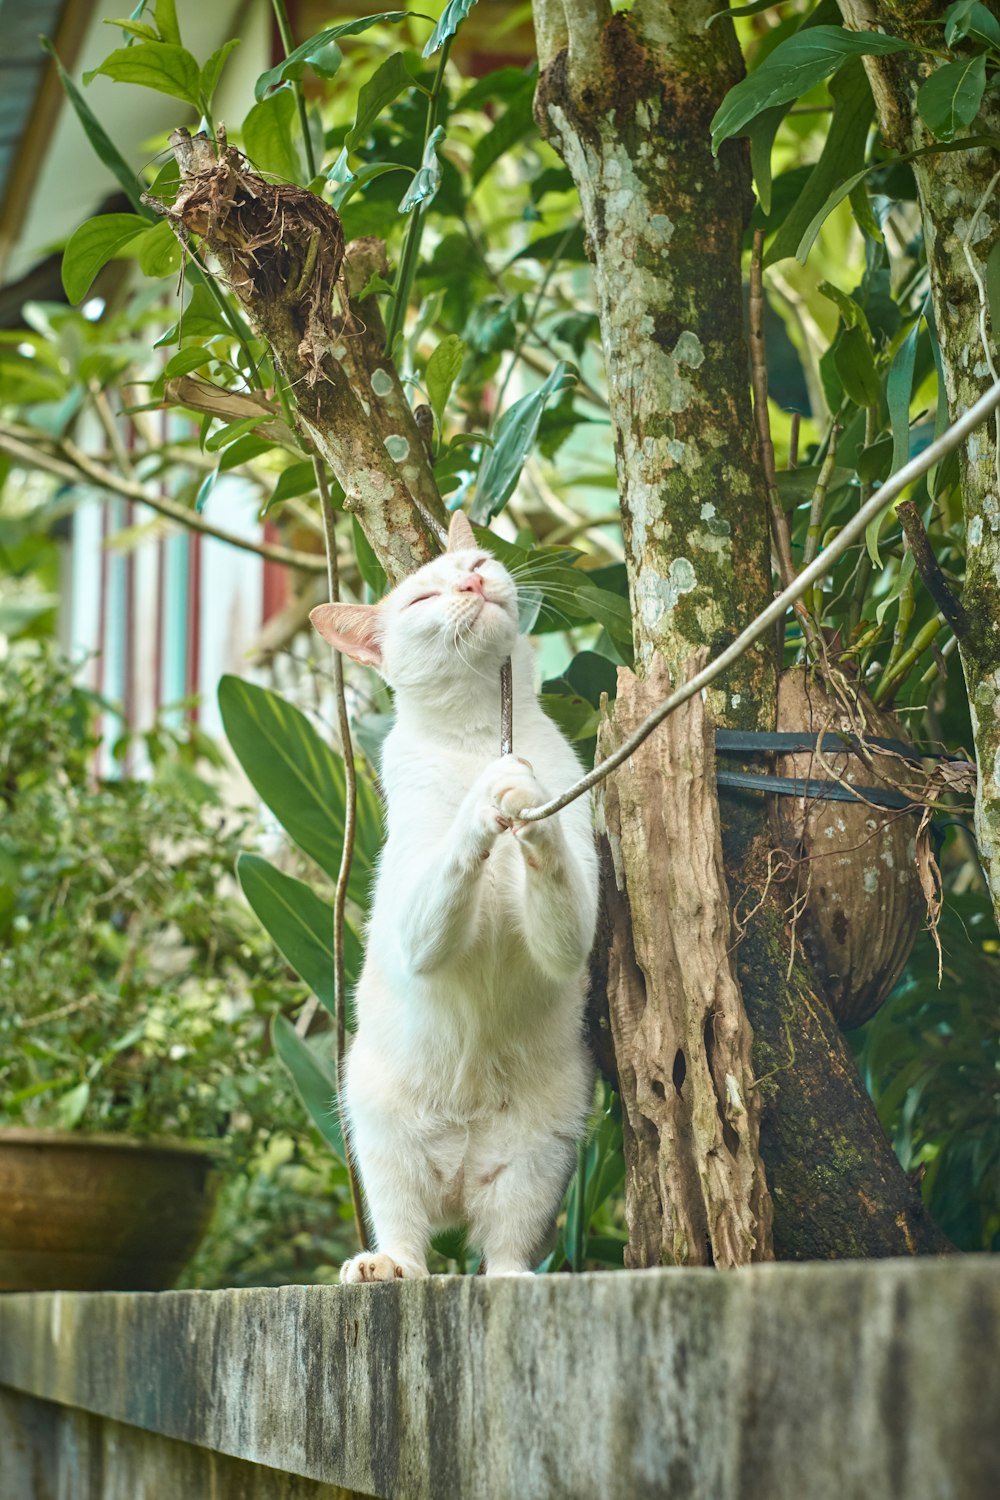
[{"left": 1, "top": 1260, "right": 998, "bottom": 1499}]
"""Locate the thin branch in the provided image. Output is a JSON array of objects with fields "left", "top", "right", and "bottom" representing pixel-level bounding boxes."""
[
  {"left": 516, "top": 379, "right": 1000, "bottom": 823},
  {"left": 303, "top": 457, "right": 367, "bottom": 1250},
  {"left": 896, "top": 499, "right": 969, "bottom": 637},
  {"left": 0, "top": 427, "right": 325, "bottom": 572}
]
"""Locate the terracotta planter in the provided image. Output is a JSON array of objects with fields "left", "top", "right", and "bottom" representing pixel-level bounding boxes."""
[{"left": 0, "top": 1129, "right": 218, "bottom": 1292}]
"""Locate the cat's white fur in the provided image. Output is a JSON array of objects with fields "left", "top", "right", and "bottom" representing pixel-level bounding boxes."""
[{"left": 310, "top": 511, "right": 598, "bottom": 1281}]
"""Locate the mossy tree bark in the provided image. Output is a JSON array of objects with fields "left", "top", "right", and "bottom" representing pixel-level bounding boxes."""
[
  {"left": 836, "top": 0, "right": 1000, "bottom": 933},
  {"left": 534, "top": 0, "right": 950, "bottom": 1260}
]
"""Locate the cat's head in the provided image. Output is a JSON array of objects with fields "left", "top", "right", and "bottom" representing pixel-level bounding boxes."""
[{"left": 310, "top": 511, "right": 519, "bottom": 688}]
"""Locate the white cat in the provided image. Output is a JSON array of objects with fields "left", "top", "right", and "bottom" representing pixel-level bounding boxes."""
[{"left": 310, "top": 510, "right": 599, "bottom": 1280}]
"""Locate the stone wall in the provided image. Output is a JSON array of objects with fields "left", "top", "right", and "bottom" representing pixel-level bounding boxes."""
[{"left": 1, "top": 1260, "right": 998, "bottom": 1499}]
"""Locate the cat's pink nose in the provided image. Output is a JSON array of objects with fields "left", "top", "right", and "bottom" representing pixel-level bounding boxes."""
[{"left": 457, "top": 571, "right": 486, "bottom": 596}]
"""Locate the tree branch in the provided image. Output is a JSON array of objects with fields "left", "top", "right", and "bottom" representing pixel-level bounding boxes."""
[
  {"left": 0, "top": 426, "right": 325, "bottom": 572},
  {"left": 896, "top": 500, "right": 969, "bottom": 638}
]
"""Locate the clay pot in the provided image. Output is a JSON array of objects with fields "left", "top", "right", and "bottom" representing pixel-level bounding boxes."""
[
  {"left": 771, "top": 668, "right": 925, "bottom": 1030},
  {"left": 0, "top": 1129, "right": 217, "bottom": 1291}
]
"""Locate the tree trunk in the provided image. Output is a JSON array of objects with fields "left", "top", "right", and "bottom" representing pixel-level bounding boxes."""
[
  {"left": 836, "top": 0, "right": 1000, "bottom": 930},
  {"left": 534, "top": 0, "right": 951, "bottom": 1260}
]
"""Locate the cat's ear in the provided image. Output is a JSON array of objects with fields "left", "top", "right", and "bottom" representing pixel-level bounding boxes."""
[
  {"left": 310, "top": 603, "right": 383, "bottom": 667},
  {"left": 447, "top": 510, "right": 477, "bottom": 553}
]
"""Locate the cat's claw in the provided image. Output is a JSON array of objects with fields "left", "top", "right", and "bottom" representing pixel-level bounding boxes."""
[{"left": 340, "top": 1252, "right": 427, "bottom": 1284}]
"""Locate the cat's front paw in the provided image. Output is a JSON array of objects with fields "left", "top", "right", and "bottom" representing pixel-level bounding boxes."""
[
  {"left": 487, "top": 754, "right": 545, "bottom": 829},
  {"left": 340, "top": 1252, "right": 428, "bottom": 1284}
]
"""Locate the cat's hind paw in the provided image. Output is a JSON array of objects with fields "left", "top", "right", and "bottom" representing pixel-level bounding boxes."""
[{"left": 340, "top": 1252, "right": 427, "bottom": 1285}]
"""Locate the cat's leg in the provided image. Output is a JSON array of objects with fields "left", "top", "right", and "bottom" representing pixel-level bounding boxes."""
[
  {"left": 340, "top": 1090, "right": 435, "bottom": 1285},
  {"left": 491, "top": 759, "right": 597, "bottom": 980},
  {"left": 466, "top": 1127, "right": 577, "bottom": 1276}
]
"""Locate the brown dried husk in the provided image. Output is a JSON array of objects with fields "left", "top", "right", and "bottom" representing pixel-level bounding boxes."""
[{"left": 771, "top": 668, "right": 925, "bottom": 1029}]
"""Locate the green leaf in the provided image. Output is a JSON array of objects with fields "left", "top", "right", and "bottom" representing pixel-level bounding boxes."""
[
  {"left": 255, "top": 14, "right": 409, "bottom": 100},
  {"left": 765, "top": 59, "right": 873, "bottom": 264},
  {"left": 711, "top": 25, "right": 911, "bottom": 152},
  {"left": 154, "top": 0, "right": 180, "bottom": 45},
  {"left": 134, "top": 218, "right": 182, "bottom": 278},
  {"left": 916, "top": 54, "right": 987, "bottom": 142},
  {"left": 105, "top": 18, "right": 159, "bottom": 43},
  {"left": 352, "top": 516, "right": 388, "bottom": 596},
  {"left": 200, "top": 38, "right": 240, "bottom": 104},
  {"left": 55, "top": 1080, "right": 90, "bottom": 1130},
  {"left": 471, "top": 87, "right": 535, "bottom": 186},
  {"left": 425, "top": 334, "right": 465, "bottom": 427},
  {"left": 944, "top": 1, "right": 1000, "bottom": 49},
  {"left": 819, "top": 278, "right": 872, "bottom": 335},
  {"left": 399, "top": 124, "right": 445, "bottom": 213},
  {"left": 887, "top": 312, "right": 922, "bottom": 473},
  {"left": 242, "top": 87, "right": 301, "bottom": 183},
  {"left": 472, "top": 363, "right": 576, "bottom": 523},
  {"left": 346, "top": 53, "right": 419, "bottom": 152},
  {"left": 237, "top": 853, "right": 362, "bottom": 1014},
  {"left": 833, "top": 325, "right": 881, "bottom": 409},
  {"left": 271, "top": 1014, "right": 345, "bottom": 1160},
  {"left": 217, "top": 675, "right": 380, "bottom": 903},
  {"left": 84, "top": 42, "right": 203, "bottom": 109},
  {"left": 264, "top": 461, "right": 316, "bottom": 514},
  {"left": 41, "top": 38, "right": 152, "bottom": 215},
  {"left": 153, "top": 283, "right": 234, "bottom": 346},
  {"left": 331, "top": 159, "right": 412, "bottom": 211},
  {"left": 423, "top": 0, "right": 478, "bottom": 58},
  {"left": 748, "top": 104, "right": 787, "bottom": 217},
  {"left": 61, "top": 213, "right": 148, "bottom": 304},
  {"left": 538, "top": 692, "right": 601, "bottom": 742}
]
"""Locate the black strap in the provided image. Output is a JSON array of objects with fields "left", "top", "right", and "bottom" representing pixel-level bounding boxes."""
[
  {"left": 715, "top": 768, "right": 919, "bottom": 811},
  {"left": 715, "top": 729, "right": 946, "bottom": 763}
]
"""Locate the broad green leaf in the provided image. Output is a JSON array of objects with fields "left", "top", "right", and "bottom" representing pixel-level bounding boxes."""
[
  {"left": 237, "top": 853, "right": 362, "bottom": 1015},
  {"left": 242, "top": 87, "right": 301, "bottom": 184},
  {"left": 134, "top": 218, "right": 182, "bottom": 278},
  {"left": 833, "top": 325, "right": 880, "bottom": 409},
  {"left": 471, "top": 87, "right": 535, "bottom": 186},
  {"left": 264, "top": 460, "right": 316, "bottom": 514},
  {"left": 399, "top": 124, "right": 445, "bottom": 213},
  {"left": 944, "top": 0, "right": 1000, "bottom": 48},
  {"left": 539, "top": 692, "right": 601, "bottom": 742},
  {"left": 711, "top": 25, "right": 911, "bottom": 152},
  {"left": 472, "top": 362, "right": 575, "bottom": 522},
  {"left": 887, "top": 312, "right": 923, "bottom": 473},
  {"left": 159, "top": 346, "right": 215, "bottom": 382},
  {"left": 916, "top": 54, "right": 987, "bottom": 142},
  {"left": 204, "top": 415, "right": 262, "bottom": 452},
  {"left": 84, "top": 42, "right": 203, "bottom": 109},
  {"left": 217, "top": 675, "right": 381, "bottom": 900},
  {"left": 61, "top": 213, "right": 148, "bottom": 304},
  {"left": 765, "top": 59, "right": 873, "bottom": 264},
  {"left": 423, "top": 0, "right": 478, "bottom": 58},
  {"left": 271, "top": 1014, "right": 345, "bottom": 1160},
  {"left": 346, "top": 53, "right": 419, "bottom": 151},
  {"left": 200, "top": 38, "right": 240, "bottom": 103},
  {"left": 255, "top": 14, "right": 409, "bottom": 100},
  {"left": 42, "top": 38, "right": 152, "bottom": 214},
  {"left": 425, "top": 334, "right": 465, "bottom": 427}
]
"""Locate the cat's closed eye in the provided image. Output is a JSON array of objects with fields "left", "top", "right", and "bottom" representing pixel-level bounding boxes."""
[{"left": 407, "top": 592, "right": 439, "bottom": 607}]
